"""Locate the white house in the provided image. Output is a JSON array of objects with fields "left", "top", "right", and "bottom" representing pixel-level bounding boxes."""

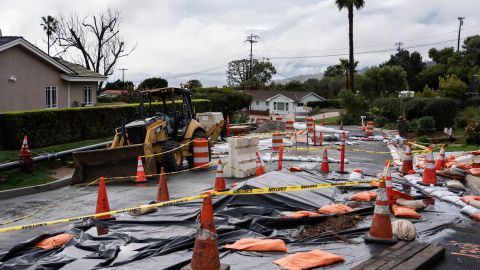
[{"left": 241, "top": 90, "right": 325, "bottom": 119}]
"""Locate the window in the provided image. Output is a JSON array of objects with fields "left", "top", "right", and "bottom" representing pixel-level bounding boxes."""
[
  {"left": 255, "top": 100, "right": 259, "bottom": 105},
  {"left": 297, "top": 102, "right": 304, "bottom": 106},
  {"left": 84, "top": 86, "right": 93, "bottom": 105},
  {"left": 274, "top": 102, "right": 289, "bottom": 111},
  {"left": 45, "top": 86, "right": 57, "bottom": 108}
]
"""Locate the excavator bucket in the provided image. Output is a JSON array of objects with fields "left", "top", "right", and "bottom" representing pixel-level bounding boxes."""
[{"left": 71, "top": 144, "right": 146, "bottom": 184}]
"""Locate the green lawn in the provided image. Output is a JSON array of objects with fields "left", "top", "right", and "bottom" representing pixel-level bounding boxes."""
[
  {"left": 433, "top": 144, "right": 479, "bottom": 152},
  {"left": 0, "top": 137, "right": 111, "bottom": 163},
  {"left": 0, "top": 160, "right": 67, "bottom": 191},
  {"left": 314, "top": 115, "right": 340, "bottom": 125}
]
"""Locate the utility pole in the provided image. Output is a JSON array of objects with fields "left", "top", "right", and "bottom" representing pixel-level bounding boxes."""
[
  {"left": 457, "top": 17, "right": 465, "bottom": 52},
  {"left": 245, "top": 34, "right": 259, "bottom": 81},
  {"left": 118, "top": 68, "right": 128, "bottom": 82},
  {"left": 395, "top": 42, "right": 404, "bottom": 52}
]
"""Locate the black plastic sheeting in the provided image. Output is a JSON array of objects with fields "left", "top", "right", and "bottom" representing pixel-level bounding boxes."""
[{"left": 0, "top": 171, "right": 473, "bottom": 269}]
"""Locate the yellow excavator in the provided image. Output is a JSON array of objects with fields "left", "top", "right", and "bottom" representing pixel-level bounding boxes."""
[{"left": 71, "top": 87, "right": 224, "bottom": 184}]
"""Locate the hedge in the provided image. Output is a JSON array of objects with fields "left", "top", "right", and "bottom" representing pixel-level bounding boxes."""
[
  {"left": 0, "top": 99, "right": 211, "bottom": 149},
  {"left": 307, "top": 99, "right": 342, "bottom": 109}
]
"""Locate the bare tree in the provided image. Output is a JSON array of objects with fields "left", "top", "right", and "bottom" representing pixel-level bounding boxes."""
[{"left": 56, "top": 9, "right": 135, "bottom": 90}]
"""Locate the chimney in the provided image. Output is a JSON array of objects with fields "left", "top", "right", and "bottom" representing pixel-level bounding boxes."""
[{"left": 0, "top": 29, "right": 2, "bottom": 37}]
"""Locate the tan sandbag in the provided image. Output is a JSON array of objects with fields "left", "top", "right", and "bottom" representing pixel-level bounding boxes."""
[
  {"left": 468, "top": 168, "right": 480, "bottom": 176},
  {"left": 446, "top": 180, "right": 466, "bottom": 190},
  {"left": 224, "top": 238, "right": 288, "bottom": 252},
  {"left": 392, "top": 219, "right": 416, "bottom": 241},
  {"left": 395, "top": 198, "right": 427, "bottom": 210},
  {"left": 392, "top": 205, "right": 421, "bottom": 219},
  {"left": 469, "top": 199, "right": 480, "bottom": 209},
  {"left": 273, "top": 250, "right": 344, "bottom": 270},
  {"left": 35, "top": 233, "right": 74, "bottom": 250},
  {"left": 318, "top": 204, "right": 354, "bottom": 215}
]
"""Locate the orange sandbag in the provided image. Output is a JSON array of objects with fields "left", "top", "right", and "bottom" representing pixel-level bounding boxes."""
[
  {"left": 34, "top": 233, "right": 74, "bottom": 250},
  {"left": 468, "top": 168, "right": 480, "bottom": 176},
  {"left": 445, "top": 156, "right": 456, "bottom": 168},
  {"left": 351, "top": 191, "right": 377, "bottom": 201},
  {"left": 390, "top": 189, "right": 414, "bottom": 202},
  {"left": 224, "top": 238, "right": 288, "bottom": 252},
  {"left": 461, "top": 195, "right": 480, "bottom": 204},
  {"left": 370, "top": 181, "right": 380, "bottom": 187},
  {"left": 392, "top": 205, "right": 421, "bottom": 219},
  {"left": 273, "top": 250, "right": 344, "bottom": 270},
  {"left": 288, "top": 211, "right": 321, "bottom": 218},
  {"left": 318, "top": 204, "right": 353, "bottom": 215},
  {"left": 456, "top": 163, "right": 472, "bottom": 170}
]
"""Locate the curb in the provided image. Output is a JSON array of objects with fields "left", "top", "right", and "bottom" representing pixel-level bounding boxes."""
[{"left": 0, "top": 176, "right": 72, "bottom": 200}]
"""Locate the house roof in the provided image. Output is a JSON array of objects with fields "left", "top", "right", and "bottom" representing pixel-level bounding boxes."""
[
  {"left": 241, "top": 90, "right": 325, "bottom": 102},
  {"left": 0, "top": 36, "right": 107, "bottom": 82}
]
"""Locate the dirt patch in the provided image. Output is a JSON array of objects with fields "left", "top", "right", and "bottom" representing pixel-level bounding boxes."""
[
  {"left": 295, "top": 214, "right": 364, "bottom": 240},
  {"left": 252, "top": 120, "right": 285, "bottom": 133},
  {"left": 51, "top": 166, "right": 74, "bottom": 179}
]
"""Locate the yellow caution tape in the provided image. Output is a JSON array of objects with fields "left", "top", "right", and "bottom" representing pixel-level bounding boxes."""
[
  {"left": 139, "top": 140, "right": 194, "bottom": 158},
  {"left": 0, "top": 179, "right": 381, "bottom": 233}
]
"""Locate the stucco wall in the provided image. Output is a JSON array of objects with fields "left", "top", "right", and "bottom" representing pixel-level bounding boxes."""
[
  {"left": 269, "top": 95, "right": 294, "bottom": 115},
  {"left": 0, "top": 45, "right": 98, "bottom": 112},
  {"left": 300, "top": 94, "right": 324, "bottom": 104}
]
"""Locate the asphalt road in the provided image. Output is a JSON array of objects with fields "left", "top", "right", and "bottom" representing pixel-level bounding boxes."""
[{"left": 0, "top": 126, "right": 478, "bottom": 269}]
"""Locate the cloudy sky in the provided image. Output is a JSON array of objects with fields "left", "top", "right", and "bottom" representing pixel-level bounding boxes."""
[{"left": 1, "top": 0, "right": 479, "bottom": 86}]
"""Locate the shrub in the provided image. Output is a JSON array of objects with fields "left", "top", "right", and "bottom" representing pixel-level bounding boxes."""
[
  {"left": 417, "top": 116, "right": 435, "bottom": 132},
  {"left": 415, "top": 85, "right": 437, "bottom": 98},
  {"left": 404, "top": 98, "right": 430, "bottom": 120},
  {"left": 465, "top": 121, "right": 480, "bottom": 146},
  {"left": 339, "top": 112, "right": 359, "bottom": 125},
  {"left": 417, "top": 136, "right": 432, "bottom": 144},
  {"left": 406, "top": 120, "right": 419, "bottom": 132},
  {"left": 338, "top": 89, "right": 369, "bottom": 119},
  {"left": 374, "top": 116, "right": 389, "bottom": 128},
  {"left": 423, "top": 97, "right": 457, "bottom": 129},
  {"left": 0, "top": 99, "right": 211, "bottom": 149},
  {"left": 373, "top": 97, "right": 403, "bottom": 121},
  {"left": 306, "top": 99, "right": 343, "bottom": 109},
  {"left": 457, "top": 106, "right": 480, "bottom": 128},
  {"left": 194, "top": 87, "right": 252, "bottom": 118},
  {"left": 438, "top": 75, "right": 468, "bottom": 99}
]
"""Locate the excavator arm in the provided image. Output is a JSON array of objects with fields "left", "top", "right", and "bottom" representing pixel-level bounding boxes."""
[{"left": 206, "top": 120, "right": 225, "bottom": 146}]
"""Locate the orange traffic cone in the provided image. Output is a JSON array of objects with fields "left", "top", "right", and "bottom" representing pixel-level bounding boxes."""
[
  {"left": 400, "top": 143, "right": 413, "bottom": 174},
  {"left": 214, "top": 160, "right": 227, "bottom": 191},
  {"left": 156, "top": 167, "right": 169, "bottom": 202},
  {"left": 135, "top": 156, "right": 147, "bottom": 186},
  {"left": 320, "top": 148, "right": 329, "bottom": 173},
  {"left": 181, "top": 196, "right": 230, "bottom": 270},
  {"left": 255, "top": 152, "right": 265, "bottom": 176},
  {"left": 435, "top": 145, "right": 446, "bottom": 171},
  {"left": 18, "top": 134, "right": 33, "bottom": 172},
  {"left": 365, "top": 165, "right": 397, "bottom": 244},
  {"left": 419, "top": 152, "right": 437, "bottom": 186},
  {"left": 96, "top": 176, "right": 112, "bottom": 219},
  {"left": 384, "top": 161, "right": 394, "bottom": 205}
]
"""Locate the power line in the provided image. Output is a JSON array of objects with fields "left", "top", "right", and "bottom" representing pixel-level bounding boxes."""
[{"left": 264, "top": 37, "right": 466, "bottom": 60}]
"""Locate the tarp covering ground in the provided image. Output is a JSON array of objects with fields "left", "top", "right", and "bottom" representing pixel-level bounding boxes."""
[{"left": 0, "top": 169, "right": 475, "bottom": 270}]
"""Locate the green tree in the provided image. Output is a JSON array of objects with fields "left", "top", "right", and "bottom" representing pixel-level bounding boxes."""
[
  {"left": 383, "top": 49, "right": 426, "bottom": 91},
  {"left": 438, "top": 75, "right": 468, "bottom": 98},
  {"left": 186, "top": 79, "right": 202, "bottom": 89},
  {"left": 193, "top": 87, "right": 252, "bottom": 118},
  {"left": 227, "top": 58, "right": 276, "bottom": 88},
  {"left": 138, "top": 77, "right": 168, "bottom": 90},
  {"left": 103, "top": 79, "right": 134, "bottom": 90},
  {"left": 335, "top": 0, "right": 365, "bottom": 92},
  {"left": 415, "top": 85, "right": 437, "bottom": 98},
  {"left": 360, "top": 65, "right": 407, "bottom": 98},
  {"left": 40, "top": 15, "right": 58, "bottom": 55}
]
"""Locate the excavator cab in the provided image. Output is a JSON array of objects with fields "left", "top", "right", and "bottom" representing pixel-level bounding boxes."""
[{"left": 71, "top": 87, "right": 224, "bottom": 184}]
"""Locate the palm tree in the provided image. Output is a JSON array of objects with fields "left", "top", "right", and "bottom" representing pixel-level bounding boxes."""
[
  {"left": 335, "top": 0, "right": 365, "bottom": 91},
  {"left": 40, "top": 15, "right": 58, "bottom": 55},
  {"left": 339, "top": 58, "right": 358, "bottom": 89}
]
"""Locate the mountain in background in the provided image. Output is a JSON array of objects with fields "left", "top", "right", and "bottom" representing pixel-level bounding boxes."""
[{"left": 273, "top": 73, "right": 324, "bottom": 84}]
